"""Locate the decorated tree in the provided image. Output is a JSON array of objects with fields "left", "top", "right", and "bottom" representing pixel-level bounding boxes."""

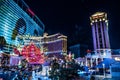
[{"left": 21, "top": 42, "right": 44, "bottom": 64}]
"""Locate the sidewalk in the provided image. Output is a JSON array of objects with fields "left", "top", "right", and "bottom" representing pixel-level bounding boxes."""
[
  {"left": 36, "top": 76, "right": 51, "bottom": 80},
  {"left": 94, "top": 74, "right": 111, "bottom": 80},
  {"left": 35, "top": 73, "right": 51, "bottom": 80}
]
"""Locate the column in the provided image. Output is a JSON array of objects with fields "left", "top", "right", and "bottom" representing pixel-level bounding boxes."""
[
  {"left": 86, "top": 57, "right": 88, "bottom": 66},
  {"left": 96, "top": 58, "right": 98, "bottom": 65},
  {"left": 95, "top": 22, "right": 100, "bottom": 49},
  {"left": 0, "top": 57, "right": 2, "bottom": 67},
  {"left": 100, "top": 21, "right": 105, "bottom": 48},
  {"left": 103, "top": 21, "right": 110, "bottom": 48},
  {"left": 91, "top": 58, "right": 93, "bottom": 67},
  {"left": 92, "top": 23, "right": 97, "bottom": 50}
]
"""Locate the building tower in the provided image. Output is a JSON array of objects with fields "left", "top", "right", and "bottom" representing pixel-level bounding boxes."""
[{"left": 90, "top": 12, "right": 111, "bottom": 58}]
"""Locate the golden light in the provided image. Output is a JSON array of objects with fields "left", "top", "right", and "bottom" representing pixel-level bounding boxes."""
[{"left": 115, "top": 57, "right": 120, "bottom": 61}]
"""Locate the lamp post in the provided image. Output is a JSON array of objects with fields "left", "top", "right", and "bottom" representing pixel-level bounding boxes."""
[{"left": 102, "top": 63, "right": 105, "bottom": 78}]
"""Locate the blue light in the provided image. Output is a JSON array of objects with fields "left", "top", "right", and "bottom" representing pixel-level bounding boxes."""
[{"left": 0, "top": 0, "right": 44, "bottom": 46}]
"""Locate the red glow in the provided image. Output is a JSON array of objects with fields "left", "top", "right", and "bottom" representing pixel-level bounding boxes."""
[
  {"left": 86, "top": 49, "right": 91, "bottom": 53},
  {"left": 13, "top": 48, "right": 20, "bottom": 55},
  {"left": 27, "top": 9, "right": 35, "bottom": 16}
]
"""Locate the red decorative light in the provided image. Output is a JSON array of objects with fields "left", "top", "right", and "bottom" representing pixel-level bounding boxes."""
[
  {"left": 86, "top": 49, "right": 91, "bottom": 53},
  {"left": 21, "top": 43, "right": 44, "bottom": 64},
  {"left": 13, "top": 47, "right": 20, "bottom": 55},
  {"left": 27, "top": 9, "right": 35, "bottom": 16}
]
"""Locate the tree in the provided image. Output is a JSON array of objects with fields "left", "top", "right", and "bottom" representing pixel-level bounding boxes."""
[{"left": 21, "top": 42, "right": 45, "bottom": 64}]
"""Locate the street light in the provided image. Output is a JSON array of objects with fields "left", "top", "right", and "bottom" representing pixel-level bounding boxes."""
[{"left": 102, "top": 63, "right": 105, "bottom": 78}]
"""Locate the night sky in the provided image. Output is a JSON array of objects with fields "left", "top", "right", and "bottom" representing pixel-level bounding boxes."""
[{"left": 24, "top": 0, "right": 120, "bottom": 50}]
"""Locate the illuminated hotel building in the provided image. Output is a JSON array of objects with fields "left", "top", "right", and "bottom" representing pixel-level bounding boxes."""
[
  {"left": 41, "top": 33, "right": 67, "bottom": 57},
  {"left": 90, "top": 12, "right": 111, "bottom": 58},
  {"left": 0, "top": 0, "right": 45, "bottom": 47}
]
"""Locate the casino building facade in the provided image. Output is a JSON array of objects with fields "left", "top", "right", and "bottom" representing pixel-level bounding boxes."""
[{"left": 0, "top": 0, "right": 45, "bottom": 47}]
